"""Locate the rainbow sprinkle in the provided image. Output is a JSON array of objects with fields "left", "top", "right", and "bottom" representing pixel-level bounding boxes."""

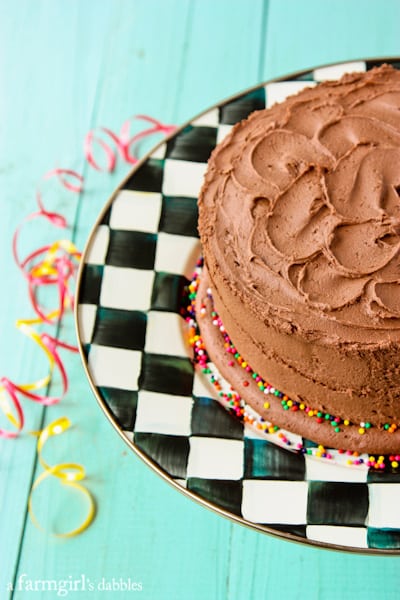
[{"left": 183, "top": 257, "right": 400, "bottom": 472}]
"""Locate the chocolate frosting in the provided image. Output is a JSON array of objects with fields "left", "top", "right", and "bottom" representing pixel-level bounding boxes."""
[
  {"left": 198, "top": 65, "right": 400, "bottom": 446},
  {"left": 195, "top": 268, "right": 400, "bottom": 454},
  {"left": 200, "top": 65, "right": 400, "bottom": 342}
]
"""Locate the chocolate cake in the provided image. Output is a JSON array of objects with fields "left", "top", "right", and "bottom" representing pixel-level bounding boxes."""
[{"left": 197, "top": 64, "right": 400, "bottom": 454}]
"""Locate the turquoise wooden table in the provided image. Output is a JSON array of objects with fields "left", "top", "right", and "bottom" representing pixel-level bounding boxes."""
[{"left": 1, "top": 1, "right": 400, "bottom": 598}]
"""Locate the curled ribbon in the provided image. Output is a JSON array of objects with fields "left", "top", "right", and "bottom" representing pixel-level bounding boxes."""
[
  {"left": 0, "top": 378, "right": 25, "bottom": 438},
  {"left": 83, "top": 127, "right": 119, "bottom": 172},
  {"left": 2, "top": 112, "right": 174, "bottom": 536},
  {"left": 28, "top": 417, "right": 96, "bottom": 537},
  {"left": 3, "top": 113, "right": 173, "bottom": 437},
  {"left": 13, "top": 232, "right": 81, "bottom": 323},
  {"left": 43, "top": 169, "right": 84, "bottom": 194},
  {"left": 118, "top": 114, "right": 175, "bottom": 164},
  {"left": 0, "top": 322, "right": 77, "bottom": 437},
  {"left": 84, "top": 114, "right": 175, "bottom": 172},
  {"left": 13, "top": 169, "right": 83, "bottom": 274}
]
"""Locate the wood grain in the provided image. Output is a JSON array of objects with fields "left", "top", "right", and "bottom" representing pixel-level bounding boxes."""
[{"left": 1, "top": 1, "right": 400, "bottom": 599}]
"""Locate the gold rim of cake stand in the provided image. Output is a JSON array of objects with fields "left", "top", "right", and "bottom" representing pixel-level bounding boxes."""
[{"left": 75, "top": 56, "right": 400, "bottom": 556}]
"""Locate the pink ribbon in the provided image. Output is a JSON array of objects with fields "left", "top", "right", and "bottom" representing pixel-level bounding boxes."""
[{"left": 2, "top": 113, "right": 174, "bottom": 438}]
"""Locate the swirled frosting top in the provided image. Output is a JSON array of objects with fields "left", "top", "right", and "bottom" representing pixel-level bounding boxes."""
[{"left": 199, "top": 65, "right": 400, "bottom": 344}]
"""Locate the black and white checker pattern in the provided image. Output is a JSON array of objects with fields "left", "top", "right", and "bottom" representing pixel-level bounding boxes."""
[{"left": 77, "top": 59, "right": 400, "bottom": 553}]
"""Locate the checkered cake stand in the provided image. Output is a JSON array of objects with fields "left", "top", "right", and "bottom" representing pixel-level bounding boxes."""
[{"left": 76, "top": 58, "right": 400, "bottom": 553}]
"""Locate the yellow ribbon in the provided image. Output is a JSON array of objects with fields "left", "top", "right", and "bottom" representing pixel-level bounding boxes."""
[
  {"left": 15, "top": 319, "right": 57, "bottom": 387},
  {"left": 0, "top": 320, "right": 56, "bottom": 433},
  {"left": 0, "top": 388, "right": 19, "bottom": 429},
  {"left": 30, "top": 239, "right": 81, "bottom": 278},
  {"left": 28, "top": 417, "right": 96, "bottom": 537},
  {"left": 0, "top": 239, "right": 80, "bottom": 431}
]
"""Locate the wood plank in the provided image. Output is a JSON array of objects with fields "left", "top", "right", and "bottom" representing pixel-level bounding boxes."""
[
  {"left": 172, "top": 0, "right": 266, "bottom": 121},
  {"left": 3, "top": 1, "right": 400, "bottom": 599},
  {"left": 0, "top": 1, "right": 114, "bottom": 593},
  {"left": 262, "top": 0, "right": 400, "bottom": 79},
  {"left": 7, "top": 1, "right": 266, "bottom": 599},
  {"left": 228, "top": 2, "right": 400, "bottom": 599}
]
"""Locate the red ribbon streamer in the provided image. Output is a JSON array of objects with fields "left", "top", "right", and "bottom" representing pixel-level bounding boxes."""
[
  {"left": 2, "top": 113, "right": 174, "bottom": 438},
  {"left": 84, "top": 114, "right": 175, "bottom": 172}
]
